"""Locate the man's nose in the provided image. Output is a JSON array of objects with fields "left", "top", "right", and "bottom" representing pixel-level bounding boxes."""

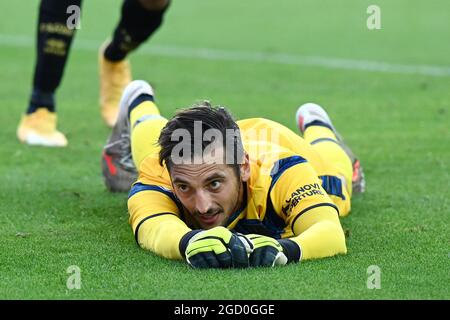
[{"left": 194, "top": 189, "right": 212, "bottom": 214}]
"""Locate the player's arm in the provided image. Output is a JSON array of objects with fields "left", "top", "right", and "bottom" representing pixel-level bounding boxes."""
[
  {"left": 128, "top": 183, "right": 252, "bottom": 268},
  {"left": 128, "top": 183, "right": 192, "bottom": 260},
  {"left": 269, "top": 156, "right": 347, "bottom": 262},
  {"left": 285, "top": 204, "right": 346, "bottom": 261}
]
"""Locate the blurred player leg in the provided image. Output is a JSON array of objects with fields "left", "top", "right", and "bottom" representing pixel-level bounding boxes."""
[
  {"left": 102, "top": 80, "right": 167, "bottom": 192},
  {"left": 17, "top": 0, "right": 82, "bottom": 147},
  {"left": 296, "top": 103, "right": 366, "bottom": 216},
  {"left": 99, "top": 0, "right": 170, "bottom": 127}
]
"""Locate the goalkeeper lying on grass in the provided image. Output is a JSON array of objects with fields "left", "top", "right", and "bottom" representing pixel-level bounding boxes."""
[{"left": 101, "top": 80, "right": 365, "bottom": 268}]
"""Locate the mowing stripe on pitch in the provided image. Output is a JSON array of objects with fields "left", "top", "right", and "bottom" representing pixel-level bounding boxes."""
[{"left": 1, "top": 34, "right": 450, "bottom": 77}]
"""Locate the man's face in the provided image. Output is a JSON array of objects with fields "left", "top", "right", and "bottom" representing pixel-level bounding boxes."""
[{"left": 170, "top": 162, "right": 246, "bottom": 229}]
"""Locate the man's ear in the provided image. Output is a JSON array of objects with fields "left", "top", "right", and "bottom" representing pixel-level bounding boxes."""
[{"left": 239, "top": 153, "right": 251, "bottom": 182}]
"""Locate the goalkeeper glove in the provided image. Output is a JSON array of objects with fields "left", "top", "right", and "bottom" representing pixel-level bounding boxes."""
[
  {"left": 245, "top": 234, "right": 302, "bottom": 267},
  {"left": 179, "top": 226, "right": 254, "bottom": 269}
]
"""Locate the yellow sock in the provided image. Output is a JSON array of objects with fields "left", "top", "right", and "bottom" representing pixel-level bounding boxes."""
[
  {"left": 130, "top": 101, "right": 161, "bottom": 128},
  {"left": 303, "top": 126, "right": 337, "bottom": 143},
  {"left": 130, "top": 101, "right": 168, "bottom": 169},
  {"left": 304, "top": 125, "right": 353, "bottom": 201}
]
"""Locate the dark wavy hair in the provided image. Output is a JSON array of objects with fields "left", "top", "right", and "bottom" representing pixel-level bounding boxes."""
[{"left": 158, "top": 101, "right": 244, "bottom": 173}]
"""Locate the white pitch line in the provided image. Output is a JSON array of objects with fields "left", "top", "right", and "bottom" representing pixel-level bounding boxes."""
[{"left": 1, "top": 34, "right": 450, "bottom": 77}]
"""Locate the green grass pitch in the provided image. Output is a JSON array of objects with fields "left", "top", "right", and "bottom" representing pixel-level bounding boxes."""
[{"left": 0, "top": 0, "right": 449, "bottom": 299}]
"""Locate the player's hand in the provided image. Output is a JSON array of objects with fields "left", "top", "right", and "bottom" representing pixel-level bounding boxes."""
[
  {"left": 245, "top": 234, "right": 287, "bottom": 267},
  {"left": 245, "top": 235, "right": 302, "bottom": 267},
  {"left": 180, "top": 227, "right": 254, "bottom": 269}
]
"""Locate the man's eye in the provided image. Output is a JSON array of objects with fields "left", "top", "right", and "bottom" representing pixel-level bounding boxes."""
[
  {"left": 209, "top": 181, "right": 221, "bottom": 190},
  {"left": 177, "top": 185, "right": 189, "bottom": 193}
]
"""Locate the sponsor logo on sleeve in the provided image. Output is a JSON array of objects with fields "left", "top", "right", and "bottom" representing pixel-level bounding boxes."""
[{"left": 282, "top": 183, "right": 324, "bottom": 214}]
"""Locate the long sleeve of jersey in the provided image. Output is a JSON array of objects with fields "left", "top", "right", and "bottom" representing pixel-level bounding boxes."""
[
  {"left": 269, "top": 156, "right": 347, "bottom": 260},
  {"left": 289, "top": 207, "right": 347, "bottom": 260},
  {"left": 128, "top": 183, "right": 191, "bottom": 260}
]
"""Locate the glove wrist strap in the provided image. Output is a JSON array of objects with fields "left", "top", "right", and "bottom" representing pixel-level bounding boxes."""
[
  {"left": 179, "top": 229, "right": 203, "bottom": 258},
  {"left": 278, "top": 239, "right": 302, "bottom": 263}
]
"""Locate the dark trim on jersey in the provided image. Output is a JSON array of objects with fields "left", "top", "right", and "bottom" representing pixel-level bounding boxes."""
[
  {"left": 224, "top": 183, "right": 248, "bottom": 227},
  {"left": 311, "top": 137, "right": 339, "bottom": 145},
  {"left": 233, "top": 219, "right": 283, "bottom": 239},
  {"left": 269, "top": 156, "right": 308, "bottom": 191},
  {"left": 253, "top": 156, "right": 308, "bottom": 239},
  {"left": 128, "top": 182, "right": 185, "bottom": 219},
  {"left": 290, "top": 203, "right": 339, "bottom": 232},
  {"left": 129, "top": 183, "right": 175, "bottom": 201},
  {"left": 263, "top": 197, "right": 287, "bottom": 239},
  {"left": 303, "top": 120, "right": 334, "bottom": 132},
  {"left": 320, "top": 175, "right": 346, "bottom": 200},
  {"left": 134, "top": 212, "right": 179, "bottom": 245}
]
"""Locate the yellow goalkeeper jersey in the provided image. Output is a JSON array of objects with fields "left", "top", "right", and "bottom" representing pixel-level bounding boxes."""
[{"left": 128, "top": 118, "right": 350, "bottom": 261}]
